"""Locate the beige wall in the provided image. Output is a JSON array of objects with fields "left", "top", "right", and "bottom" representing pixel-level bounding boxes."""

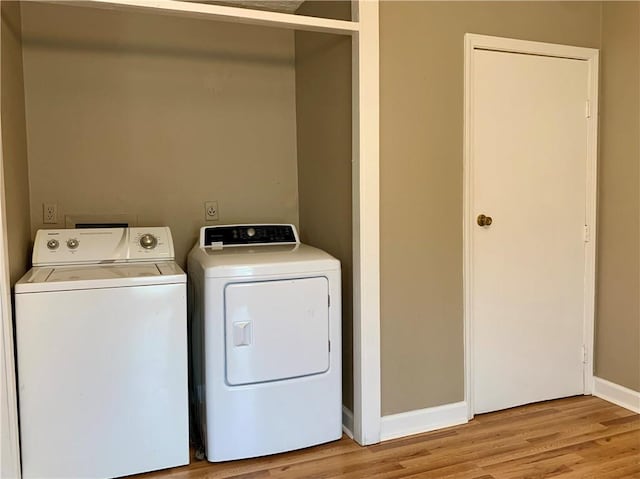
[
  {"left": 2, "top": 1, "right": 31, "bottom": 286},
  {"left": 595, "top": 2, "right": 640, "bottom": 392},
  {"left": 21, "top": 2, "right": 299, "bottom": 267},
  {"left": 295, "top": 1, "right": 353, "bottom": 410},
  {"left": 379, "top": 1, "right": 602, "bottom": 415}
]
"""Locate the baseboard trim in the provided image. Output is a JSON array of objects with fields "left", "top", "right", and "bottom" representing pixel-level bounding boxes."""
[
  {"left": 342, "top": 406, "right": 354, "bottom": 439},
  {"left": 380, "top": 401, "right": 468, "bottom": 441},
  {"left": 593, "top": 377, "right": 640, "bottom": 414}
]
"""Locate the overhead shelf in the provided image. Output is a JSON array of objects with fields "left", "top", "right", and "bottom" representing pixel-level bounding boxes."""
[{"left": 61, "top": 0, "right": 360, "bottom": 35}]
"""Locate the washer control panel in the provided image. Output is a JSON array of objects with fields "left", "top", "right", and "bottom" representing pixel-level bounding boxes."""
[
  {"left": 32, "top": 227, "right": 175, "bottom": 266},
  {"left": 201, "top": 224, "right": 299, "bottom": 247}
]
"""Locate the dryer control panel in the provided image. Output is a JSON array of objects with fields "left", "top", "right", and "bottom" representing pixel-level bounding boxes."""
[
  {"left": 201, "top": 224, "right": 299, "bottom": 248},
  {"left": 32, "top": 227, "right": 175, "bottom": 266}
]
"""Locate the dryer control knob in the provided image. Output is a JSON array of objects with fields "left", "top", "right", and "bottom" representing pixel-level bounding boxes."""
[
  {"left": 67, "top": 238, "right": 79, "bottom": 249},
  {"left": 247, "top": 227, "right": 256, "bottom": 237},
  {"left": 139, "top": 234, "right": 157, "bottom": 250},
  {"left": 47, "top": 239, "right": 59, "bottom": 250}
]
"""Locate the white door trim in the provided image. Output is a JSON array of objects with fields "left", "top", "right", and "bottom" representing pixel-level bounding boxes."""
[
  {"left": 0, "top": 25, "right": 22, "bottom": 472},
  {"left": 351, "top": 0, "right": 381, "bottom": 445},
  {"left": 463, "top": 33, "right": 599, "bottom": 419}
]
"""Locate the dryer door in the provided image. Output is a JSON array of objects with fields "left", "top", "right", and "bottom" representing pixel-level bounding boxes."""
[{"left": 224, "top": 277, "right": 329, "bottom": 385}]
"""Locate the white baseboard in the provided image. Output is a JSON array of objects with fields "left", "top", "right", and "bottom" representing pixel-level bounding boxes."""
[
  {"left": 593, "top": 377, "right": 640, "bottom": 414},
  {"left": 380, "top": 401, "right": 468, "bottom": 441},
  {"left": 342, "top": 405, "right": 354, "bottom": 439}
]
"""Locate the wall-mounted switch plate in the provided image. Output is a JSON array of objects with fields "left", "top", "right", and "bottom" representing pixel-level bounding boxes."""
[
  {"left": 43, "top": 203, "right": 57, "bottom": 224},
  {"left": 204, "top": 201, "right": 219, "bottom": 221}
]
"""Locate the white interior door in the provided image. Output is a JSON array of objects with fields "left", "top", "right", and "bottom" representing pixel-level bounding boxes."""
[{"left": 470, "top": 48, "right": 590, "bottom": 414}]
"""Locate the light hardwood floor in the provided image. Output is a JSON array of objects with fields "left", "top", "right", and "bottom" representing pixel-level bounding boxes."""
[{"left": 134, "top": 396, "right": 640, "bottom": 479}]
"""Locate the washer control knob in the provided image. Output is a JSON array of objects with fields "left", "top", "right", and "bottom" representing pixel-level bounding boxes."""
[
  {"left": 247, "top": 227, "right": 256, "bottom": 238},
  {"left": 47, "top": 239, "right": 59, "bottom": 250},
  {"left": 66, "top": 238, "right": 79, "bottom": 249},
  {"left": 139, "top": 233, "right": 157, "bottom": 250}
]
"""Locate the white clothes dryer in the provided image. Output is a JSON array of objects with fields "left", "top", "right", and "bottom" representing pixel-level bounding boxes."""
[
  {"left": 188, "top": 224, "right": 341, "bottom": 462},
  {"left": 15, "top": 227, "right": 189, "bottom": 479}
]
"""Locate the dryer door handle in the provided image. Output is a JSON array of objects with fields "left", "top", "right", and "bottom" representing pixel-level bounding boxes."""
[{"left": 233, "top": 321, "right": 252, "bottom": 347}]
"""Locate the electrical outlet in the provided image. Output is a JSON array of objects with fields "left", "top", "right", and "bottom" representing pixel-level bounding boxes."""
[
  {"left": 204, "top": 201, "right": 219, "bottom": 221},
  {"left": 43, "top": 203, "right": 57, "bottom": 224}
]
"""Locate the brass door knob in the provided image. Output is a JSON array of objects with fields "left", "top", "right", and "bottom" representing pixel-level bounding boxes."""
[{"left": 477, "top": 214, "right": 493, "bottom": 227}]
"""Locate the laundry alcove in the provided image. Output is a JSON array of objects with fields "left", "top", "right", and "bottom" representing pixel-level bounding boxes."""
[{"left": 0, "top": 1, "right": 381, "bottom": 474}]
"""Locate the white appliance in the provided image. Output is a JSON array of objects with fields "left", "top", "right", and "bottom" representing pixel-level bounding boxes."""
[
  {"left": 188, "top": 224, "right": 341, "bottom": 462},
  {"left": 15, "top": 227, "right": 189, "bottom": 479}
]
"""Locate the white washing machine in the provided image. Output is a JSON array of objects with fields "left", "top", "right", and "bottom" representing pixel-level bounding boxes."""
[
  {"left": 188, "top": 224, "right": 342, "bottom": 462},
  {"left": 15, "top": 227, "right": 189, "bottom": 479}
]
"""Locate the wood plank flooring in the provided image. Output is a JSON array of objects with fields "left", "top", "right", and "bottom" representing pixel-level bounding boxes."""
[{"left": 133, "top": 396, "right": 640, "bottom": 479}]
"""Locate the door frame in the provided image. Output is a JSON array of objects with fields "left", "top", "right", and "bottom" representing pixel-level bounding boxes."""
[
  {"left": 0, "top": 23, "right": 22, "bottom": 472},
  {"left": 351, "top": 0, "right": 381, "bottom": 445},
  {"left": 463, "top": 34, "right": 599, "bottom": 419}
]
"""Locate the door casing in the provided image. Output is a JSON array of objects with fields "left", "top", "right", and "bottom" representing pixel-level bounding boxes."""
[
  {"left": 463, "top": 33, "right": 599, "bottom": 419},
  {"left": 0, "top": 34, "right": 22, "bottom": 474}
]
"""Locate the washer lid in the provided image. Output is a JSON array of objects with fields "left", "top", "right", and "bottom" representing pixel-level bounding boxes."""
[
  {"left": 47, "top": 264, "right": 161, "bottom": 282},
  {"left": 15, "top": 262, "right": 185, "bottom": 293}
]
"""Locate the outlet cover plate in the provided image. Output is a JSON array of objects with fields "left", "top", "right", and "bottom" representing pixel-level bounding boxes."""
[
  {"left": 43, "top": 203, "right": 57, "bottom": 224},
  {"left": 204, "top": 201, "right": 219, "bottom": 221}
]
